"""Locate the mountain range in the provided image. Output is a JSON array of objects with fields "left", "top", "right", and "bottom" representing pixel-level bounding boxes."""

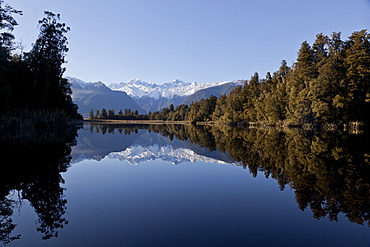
[
  {"left": 108, "top": 78, "right": 239, "bottom": 99},
  {"left": 71, "top": 128, "right": 234, "bottom": 165},
  {"left": 68, "top": 77, "right": 243, "bottom": 116},
  {"left": 69, "top": 77, "right": 146, "bottom": 117}
]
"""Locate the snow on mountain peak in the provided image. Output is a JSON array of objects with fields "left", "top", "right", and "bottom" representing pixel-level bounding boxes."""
[
  {"left": 107, "top": 144, "right": 228, "bottom": 165},
  {"left": 67, "top": 77, "right": 89, "bottom": 89},
  {"left": 108, "top": 78, "right": 234, "bottom": 99},
  {"left": 68, "top": 76, "right": 243, "bottom": 100}
]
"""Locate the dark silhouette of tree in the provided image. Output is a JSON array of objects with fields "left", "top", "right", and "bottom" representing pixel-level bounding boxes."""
[
  {"left": 100, "top": 108, "right": 108, "bottom": 119},
  {"left": 1, "top": 6, "right": 81, "bottom": 124},
  {"left": 0, "top": 126, "right": 78, "bottom": 244},
  {"left": 0, "top": 0, "right": 22, "bottom": 51}
]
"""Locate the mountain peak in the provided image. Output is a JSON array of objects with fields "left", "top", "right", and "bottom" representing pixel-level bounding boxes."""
[
  {"left": 68, "top": 77, "right": 145, "bottom": 117},
  {"left": 108, "top": 78, "right": 238, "bottom": 99}
]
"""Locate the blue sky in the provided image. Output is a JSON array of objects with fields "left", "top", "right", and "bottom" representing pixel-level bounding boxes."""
[{"left": 7, "top": 0, "right": 370, "bottom": 84}]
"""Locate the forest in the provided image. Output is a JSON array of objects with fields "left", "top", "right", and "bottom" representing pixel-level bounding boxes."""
[
  {"left": 0, "top": 1, "right": 81, "bottom": 129},
  {"left": 188, "top": 30, "right": 370, "bottom": 128},
  {"left": 94, "top": 30, "right": 370, "bottom": 129}
]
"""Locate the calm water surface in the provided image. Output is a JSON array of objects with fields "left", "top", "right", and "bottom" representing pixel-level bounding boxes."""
[{"left": 2, "top": 124, "right": 370, "bottom": 247}]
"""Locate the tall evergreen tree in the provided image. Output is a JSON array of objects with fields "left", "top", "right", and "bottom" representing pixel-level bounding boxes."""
[
  {"left": 286, "top": 42, "right": 314, "bottom": 125},
  {"left": 0, "top": 1, "right": 22, "bottom": 111},
  {"left": 100, "top": 108, "right": 108, "bottom": 119},
  {"left": 311, "top": 32, "right": 344, "bottom": 123},
  {"left": 89, "top": 109, "right": 94, "bottom": 119},
  {"left": 312, "top": 33, "right": 329, "bottom": 68},
  {"left": 25, "top": 11, "right": 77, "bottom": 117},
  {"left": 243, "top": 72, "right": 260, "bottom": 121},
  {"left": 343, "top": 30, "right": 370, "bottom": 122},
  {"left": 0, "top": 0, "right": 22, "bottom": 52}
]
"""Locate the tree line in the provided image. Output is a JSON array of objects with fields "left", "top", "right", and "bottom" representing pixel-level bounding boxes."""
[
  {"left": 0, "top": 1, "right": 81, "bottom": 128},
  {"left": 89, "top": 108, "right": 149, "bottom": 120},
  {"left": 138, "top": 30, "right": 369, "bottom": 128}
]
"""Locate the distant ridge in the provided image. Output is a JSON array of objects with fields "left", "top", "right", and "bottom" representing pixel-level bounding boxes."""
[
  {"left": 182, "top": 82, "right": 243, "bottom": 106},
  {"left": 68, "top": 77, "right": 145, "bottom": 117},
  {"left": 68, "top": 77, "right": 243, "bottom": 114},
  {"left": 108, "top": 78, "right": 241, "bottom": 99},
  {"left": 108, "top": 78, "right": 243, "bottom": 112}
]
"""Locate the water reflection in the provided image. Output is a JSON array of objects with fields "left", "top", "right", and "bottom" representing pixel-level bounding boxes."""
[
  {"left": 75, "top": 123, "right": 370, "bottom": 227},
  {"left": 1, "top": 123, "right": 370, "bottom": 245},
  {"left": 0, "top": 127, "right": 78, "bottom": 245},
  {"left": 71, "top": 124, "right": 233, "bottom": 165}
]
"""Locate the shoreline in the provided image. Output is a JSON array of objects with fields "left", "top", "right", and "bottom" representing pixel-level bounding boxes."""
[
  {"left": 83, "top": 119, "right": 192, "bottom": 125},
  {"left": 80, "top": 119, "right": 365, "bottom": 133}
]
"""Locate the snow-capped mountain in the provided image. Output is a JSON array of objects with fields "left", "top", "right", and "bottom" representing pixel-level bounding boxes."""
[
  {"left": 71, "top": 127, "right": 234, "bottom": 166},
  {"left": 68, "top": 77, "right": 145, "bottom": 117},
  {"left": 67, "top": 76, "right": 243, "bottom": 113},
  {"left": 108, "top": 78, "right": 239, "bottom": 99},
  {"left": 108, "top": 144, "right": 228, "bottom": 165}
]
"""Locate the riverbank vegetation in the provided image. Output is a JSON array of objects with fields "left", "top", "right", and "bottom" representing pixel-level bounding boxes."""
[
  {"left": 93, "top": 30, "right": 370, "bottom": 130},
  {"left": 88, "top": 108, "right": 149, "bottom": 121},
  {"left": 0, "top": 1, "right": 81, "bottom": 129},
  {"left": 193, "top": 30, "right": 370, "bottom": 128}
]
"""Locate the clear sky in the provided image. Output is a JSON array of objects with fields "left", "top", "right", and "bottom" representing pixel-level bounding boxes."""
[{"left": 7, "top": 0, "right": 370, "bottom": 84}]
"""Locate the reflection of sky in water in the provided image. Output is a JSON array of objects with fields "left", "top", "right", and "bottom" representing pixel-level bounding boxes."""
[
  {"left": 10, "top": 156, "right": 370, "bottom": 247},
  {"left": 7, "top": 127, "right": 370, "bottom": 247}
]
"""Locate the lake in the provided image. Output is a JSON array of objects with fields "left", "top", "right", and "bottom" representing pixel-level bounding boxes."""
[{"left": 1, "top": 124, "right": 370, "bottom": 247}]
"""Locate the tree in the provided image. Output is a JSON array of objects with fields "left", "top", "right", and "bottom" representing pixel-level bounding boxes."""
[
  {"left": 312, "top": 33, "right": 329, "bottom": 68},
  {"left": 0, "top": 0, "right": 22, "bottom": 52},
  {"left": 0, "top": 1, "right": 22, "bottom": 111},
  {"left": 310, "top": 32, "right": 344, "bottom": 123},
  {"left": 343, "top": 30, "right": 370, "bottom": 122},
  {"left": 108, "top": 109, "right": 115, "bottom": 119},
  {"left": 100, "top": 108, "right": 108, "bottom": 119},
  {"left": 25, "top": 11, "right": 76, "bottom": 115},
  {"left": 89, "top": 109, "right": 94, "bottom": 119},
  {"left": 243, "top": 72, "right": 260, "bottom": 122},
  {"left": 213, "top": 94, "right": 227, "bottom": 121},
  {"left": 285, "top": 42, "right": 314, "bottom": 125},
  {"left": 224, "top": 86, "right": 245, "bottom": 123}
]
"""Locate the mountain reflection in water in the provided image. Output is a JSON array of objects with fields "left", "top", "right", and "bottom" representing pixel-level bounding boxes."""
[
  {"left": 1, "top": 123, "right": 370, "bottom": 246},
  {"left": 71, "top": 124, "right": 234, "bottom": 165}
]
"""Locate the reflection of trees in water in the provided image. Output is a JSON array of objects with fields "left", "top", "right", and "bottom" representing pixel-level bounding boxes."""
[
  {"left": 88, "top": 123, "right": 370, "bottom": 226},
  {"left": 215, "top": 127, "right": 370, "bottom": 226},
  {"left": 0, "top": 194, "right": 21, "bottom": 245},
  {"left": 0, "top": 127, "right": 77, "bottom": 245}
]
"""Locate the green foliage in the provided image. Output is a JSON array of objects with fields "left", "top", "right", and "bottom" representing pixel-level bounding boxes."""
[
  {"left": 92, "top": 108, "right": 149, "bottom": 120},
  {"left": 0, "top": 0, "right": 22, "bottom": 51},
  {"left": 159, "top": 30, "right": 370, "bottom": 128},
  {"left": 187, "top": 95, "right": 217, "bottom": 123},
  {"left": 0, "top": 4, "right": 81, "bottom": 126}
]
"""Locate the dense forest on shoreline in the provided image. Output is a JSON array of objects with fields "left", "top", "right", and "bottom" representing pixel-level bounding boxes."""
[
  {"left": 184, "top": 30, "right": 370, "bottom": 128},
  {"left": 0, "top": 1, "right": 81, "bottom": 129},
  {"left": 92, "top": 30, "right": 370, "bottom": 130}
]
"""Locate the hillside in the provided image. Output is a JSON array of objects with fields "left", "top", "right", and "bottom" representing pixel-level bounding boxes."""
[
  {"left": 182, "top": 82, "right": 243, "bottom": 106},
  {"left": 69, "top": 77, "right": 145, "bottom": 117}
]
